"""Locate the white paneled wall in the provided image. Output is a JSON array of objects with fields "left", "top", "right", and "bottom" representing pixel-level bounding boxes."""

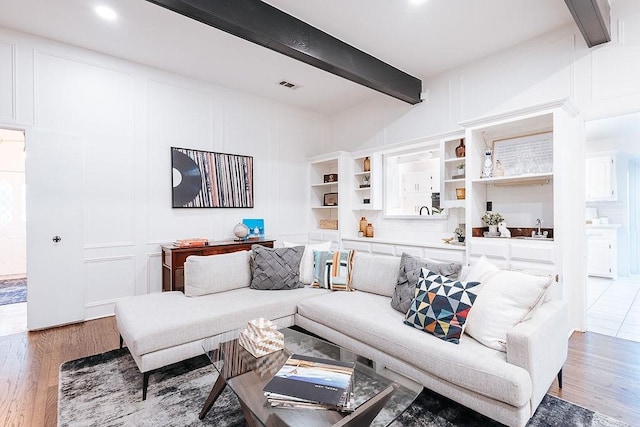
[
  {"left": 0, "top": 26, "right": 329, "bottom": 325},
  {"left": 0, "top": 41, "right": 14, "bottom": 121}
]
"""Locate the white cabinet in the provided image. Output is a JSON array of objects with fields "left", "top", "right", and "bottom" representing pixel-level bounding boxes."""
[
  {"left": 341, "top": 237, "right": 465, "bottom": 263},
  {"left": 468, "top": 237, "right": 557, "bottom": 274},
  {"left": 586, "top": 225, "right": 619, "bottom": 278},
  {"left": 401, "top": 169, "right": 440, "bottom": 214},
  {"left": 586, "top": 154, "right": 616, "bottom": 201}
]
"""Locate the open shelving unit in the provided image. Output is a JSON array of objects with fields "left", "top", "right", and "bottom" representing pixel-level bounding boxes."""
[
  {"left": 308, "top": 152, "right": 349, "bottom": 241},
  {"left": 441, "top": 135, "right": 467, "bottom": 209},
  {"left": 352, "top": 153, "right": 382, "bottom": 211}
]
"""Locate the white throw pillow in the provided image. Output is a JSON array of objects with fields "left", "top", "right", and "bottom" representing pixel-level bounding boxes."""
[
  {"left": 465, "top": 267, "right": 553, "bottom": 351},
  {"left": 463, "top": 255, "right": 500, "bottom": 284},
  {"left": 350, "top": 252, "right": 401, "bottom": 297},
  {"left": 184, "top": 250, "right": 251, "bottom": 297},
  {"left": 283, "top": 240, "right": 332, "bottom": 284}
]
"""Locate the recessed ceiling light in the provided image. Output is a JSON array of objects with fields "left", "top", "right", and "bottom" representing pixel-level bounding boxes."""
[{"left": 95, "top": 5, "right": 118, "bottom": 21}]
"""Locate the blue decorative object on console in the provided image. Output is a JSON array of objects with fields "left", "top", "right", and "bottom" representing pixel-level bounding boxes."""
[{"left": 243, "top": 218, "right": 265, "bottom": 238}]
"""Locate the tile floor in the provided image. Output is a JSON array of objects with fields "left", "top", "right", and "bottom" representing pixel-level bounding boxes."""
[
  {"left": 587, "top": 275, "right": 640, "bottom": 343},
  {"left": 0, "top": 301, "right": 27, "bottom": 337}
]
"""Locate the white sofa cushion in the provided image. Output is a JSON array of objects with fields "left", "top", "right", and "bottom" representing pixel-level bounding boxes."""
[
  {"left": 350, "top": 252, "right": 400, "bottom": 297},
  {"left": 465, "top": 259, "right": 553, "bottom": 351},
  {"left": 283, "top": 240, "right": 332, "bottom": 284},
  {"left": 183, "top": 250, "right": 251, "bottom": 297},
  {"left": 296, "top": 291, "right": 532, "bottom": 407},
  {"left": 115, "top": 287, "right": 330, "bottom": 356}
]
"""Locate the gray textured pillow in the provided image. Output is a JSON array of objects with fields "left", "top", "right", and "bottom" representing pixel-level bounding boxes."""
[
  {"left": 390, "top": 253, "right": 463, "bottom": 313},
  {"left": 250, "top": 245, "right": 305, "bottom": 290}
]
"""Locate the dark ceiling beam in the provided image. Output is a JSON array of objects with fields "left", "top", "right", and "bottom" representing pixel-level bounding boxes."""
[
  {"left": 145, "top": 0, "right": 422, "bottom": 105},
  {"left": 564, "top": 0, "right": 611, "bottom": 47}
]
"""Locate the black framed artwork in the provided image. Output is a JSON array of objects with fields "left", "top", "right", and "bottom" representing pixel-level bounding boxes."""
[
  {"left": 323, "top": 192, "right": 338, "bottom": 206},
  {"left": 171, "top": 147, "right": 254, "bottom": 208}
]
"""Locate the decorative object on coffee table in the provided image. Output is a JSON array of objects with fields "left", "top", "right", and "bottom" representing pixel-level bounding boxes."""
[{"left": 238, "top": 318, "right": 284, "bottom": 358}]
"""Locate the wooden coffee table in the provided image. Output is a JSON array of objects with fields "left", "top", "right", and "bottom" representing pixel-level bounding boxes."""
[{"left": 199, "top": 327, "right": 422, "bottom": 427}]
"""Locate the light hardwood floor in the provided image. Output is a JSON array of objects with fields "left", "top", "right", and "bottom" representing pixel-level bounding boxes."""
[{"left": 0, "top": 317, "right": 638, "bottom": 426}]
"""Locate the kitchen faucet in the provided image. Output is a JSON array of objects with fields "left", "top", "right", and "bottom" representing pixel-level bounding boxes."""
[
  {"left": 419, "top": 206, "right": 430, "bottom": 215},
  {"left": 532, "top": 218, "right": 548, "bottom": 238}
]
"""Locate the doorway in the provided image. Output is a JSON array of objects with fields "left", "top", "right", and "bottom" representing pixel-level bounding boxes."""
[
  {"left": 584, "top": 113, "right": 640, "bottom": 343},
  {"left": 0, "top": 128, "right": 27, "bottom": 336}
]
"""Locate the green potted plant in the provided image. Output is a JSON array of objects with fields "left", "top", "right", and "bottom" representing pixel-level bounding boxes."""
[
  {"left": 454, "top": 226, "right": 465, "bottom": 243},
  {"left": 481, "top": 211, "right": 504, "bottom": 234}
]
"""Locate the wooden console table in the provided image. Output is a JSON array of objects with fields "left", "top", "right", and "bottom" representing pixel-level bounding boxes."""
[{"left": 161, "top": 239, "right": 275, "bottom": 292}]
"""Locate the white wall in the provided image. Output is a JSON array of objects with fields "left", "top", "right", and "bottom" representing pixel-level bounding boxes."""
[
  {"left": 326, "top": 0, "right": 640, "bottom": 332},
  {"left": 0, "top": 26, "right": 329, "bottom": 323}
]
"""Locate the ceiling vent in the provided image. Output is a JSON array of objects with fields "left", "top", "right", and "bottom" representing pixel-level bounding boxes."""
[{"left": 278, "top": 80, "right": 300, "bottom": 89}]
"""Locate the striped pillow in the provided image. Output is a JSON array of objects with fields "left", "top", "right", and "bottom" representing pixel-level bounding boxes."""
[{"left": 311, "top": 250, "right": 355, "bottom": 291}]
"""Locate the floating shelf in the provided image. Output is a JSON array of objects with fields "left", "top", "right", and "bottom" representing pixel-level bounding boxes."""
[
  {"left": 471, "top": 172, "right": 553, "bottom": 186},
  {"left": 444, "top": 156, "right": 466, "bottom": 164},
  {"left": 311, "top": 181, "right": 339, "bottom": 188},
  {"left": 443, "top": 200, "right": 466, "bottom": 209}
]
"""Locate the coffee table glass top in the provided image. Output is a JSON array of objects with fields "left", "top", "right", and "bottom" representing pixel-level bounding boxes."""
[{"left": 202, "top": 327, "right": 422, "bottom": 426}]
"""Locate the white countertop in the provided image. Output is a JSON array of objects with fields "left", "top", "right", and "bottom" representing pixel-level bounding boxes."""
[
  {"left": 341, "top": 236, "right": 466, "bottom": 251},
  {"left": 585, "top": 223, "right": 621, "bottom": 228}
]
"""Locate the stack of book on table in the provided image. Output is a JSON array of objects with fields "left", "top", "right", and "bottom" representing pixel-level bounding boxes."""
[
  {"left": 263, "top": 354, "right": 355, "bottom": 412},
  {"left": 174, "top": 238, "right": 208, "bottom": 248}
]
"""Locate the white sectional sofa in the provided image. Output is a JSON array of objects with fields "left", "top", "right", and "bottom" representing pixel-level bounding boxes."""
[{"left": 115, "top": 246, "right": 568, "bottom": 427}]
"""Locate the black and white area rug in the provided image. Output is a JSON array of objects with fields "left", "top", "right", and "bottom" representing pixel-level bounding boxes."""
[
  {"left": 0, "top": 277, "right": 27, "bottom": 306},
  {"left": 58, "top": 349, "right": 629, "bottom": 427}
]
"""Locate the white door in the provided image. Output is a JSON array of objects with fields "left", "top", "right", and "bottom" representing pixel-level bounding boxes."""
[{"left": 25, "top": 131, "right": 84, "bottom": 330}]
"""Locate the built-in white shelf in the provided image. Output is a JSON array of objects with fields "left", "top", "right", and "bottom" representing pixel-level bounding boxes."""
[
  {"left": 471, "top": 172, "right": 553, "bottom": 186},
  {"left": 311, "top": 182, "right": 339, "bottom": 188},
  {"left": 444, "top": 156, "right": 466, "bottom": 164},
  {"left": 444, "top": 178, "right": 465, "bottom": 184}
]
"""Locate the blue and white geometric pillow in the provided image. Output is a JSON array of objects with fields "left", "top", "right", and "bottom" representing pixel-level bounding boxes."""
[{"left": 404, "top": 268, "right": 481, "bottom": 344}]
